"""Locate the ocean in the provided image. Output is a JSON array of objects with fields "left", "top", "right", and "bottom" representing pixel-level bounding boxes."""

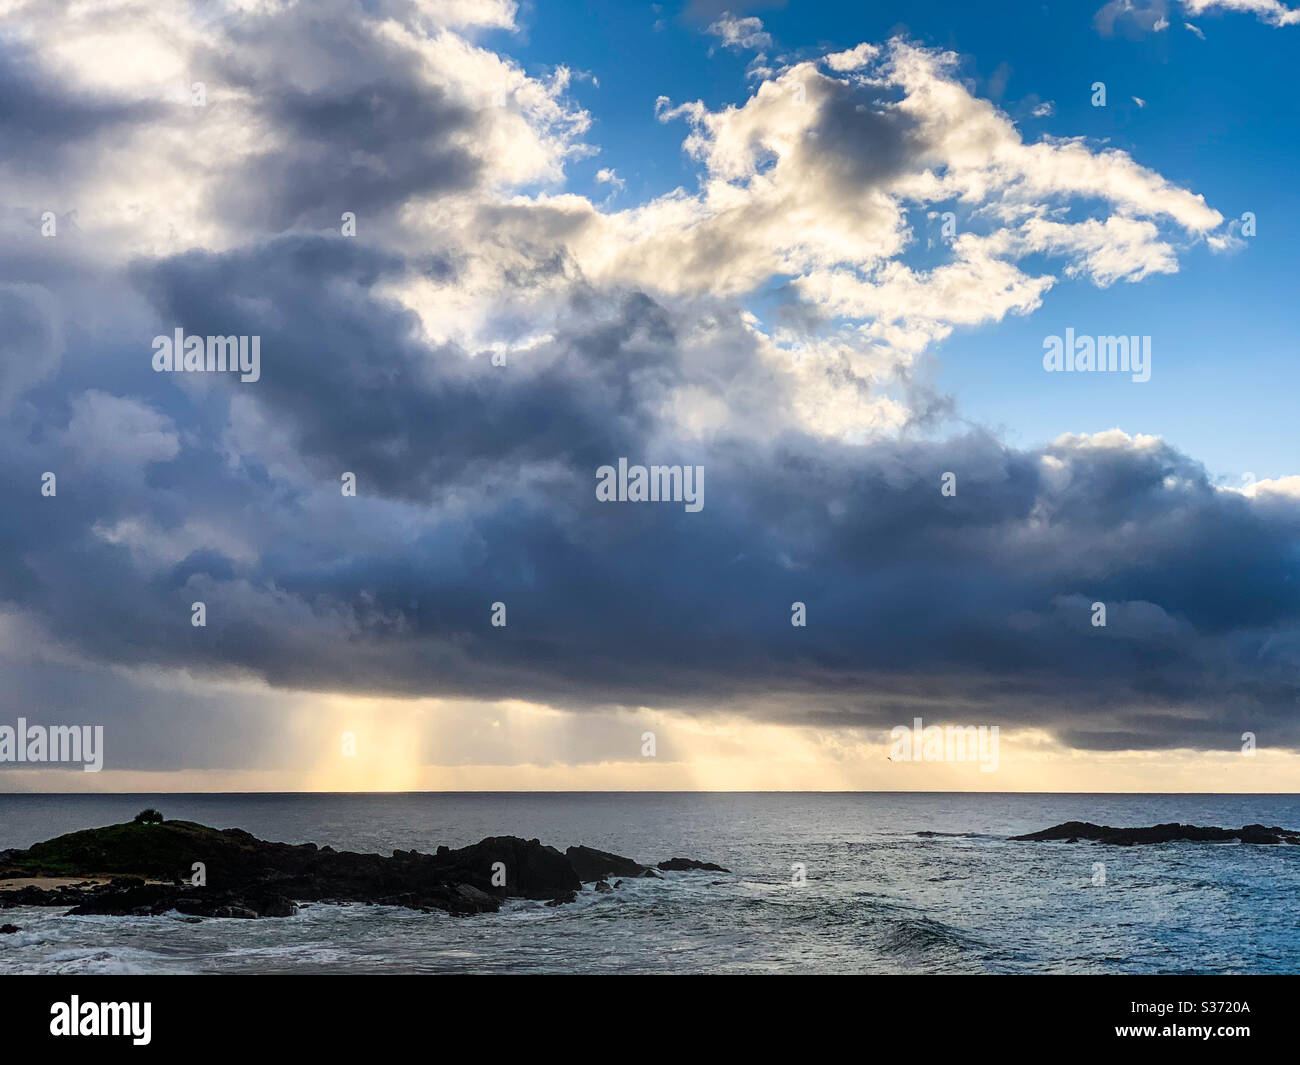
[{"left": 2, "top": 792, "right": 1298, "bottom": 975}]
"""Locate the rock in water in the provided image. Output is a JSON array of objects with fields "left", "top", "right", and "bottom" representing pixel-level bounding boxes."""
[
  {"left": 564, "top": 845, "right": 647, "bottom": 881},
  {"left": 212, "top": 904, "right": 258, "bottom": 920},
  {"left": 430, "top": 836, "right": 581, "bottom": 900},
  {"left": 545, "top": 890, "right": 578, "bottom": 907},
  {"left": 252, "top": 896, "right": 298, "bottom": 918},
  {"left": 657, "top": 857, "right": 730, "bottom": 872},
  {"left": 1011, "top": 821, "right": 1300, "bottom": 845},
  {"left": 1, "top": 819, "right": 724, "bottom": 918}
]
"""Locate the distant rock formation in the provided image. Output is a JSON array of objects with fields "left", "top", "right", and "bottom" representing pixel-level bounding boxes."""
[
  {"left": 1011, "top": 821, "right": 1300, "bottom": 845},
  {"left": 657, "top": 857, "right": 730, "bottom": 871},
  {"left": 0, "top": 819, "right": 728, "bottom": 919}
]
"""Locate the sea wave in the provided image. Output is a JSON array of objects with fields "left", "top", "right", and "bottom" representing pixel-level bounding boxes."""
[{"left": 879, "top": 914, "right": 983, "bottom": 956}]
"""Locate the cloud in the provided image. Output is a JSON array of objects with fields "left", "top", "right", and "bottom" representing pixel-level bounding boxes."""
[
  {"left": 705, "top": 12, "right": 773, "bottom": 52},
  {"left": 1096, "top": 0, "right": 1299, "bottom": 33},
  {"left": 0, "top": 0, "right": 590, "bottom": 253},
  {"left": 0, "top": 282, "right": 62, "bottom": 411},
  {"left": 565, "top": 38, "right": 1222, "bottom": 369},
  {"left": 0, "top": 2, "right": 1291, "bottom": 772},
  {"left": 594, "top": 167, "right": 625, "bottom": 191},
  {"left": 1095, "top": 0, "right": 1171, "bottom": 36},
  {"left": 1183, "top": 0, "right": 1300, "bottom": 25}
]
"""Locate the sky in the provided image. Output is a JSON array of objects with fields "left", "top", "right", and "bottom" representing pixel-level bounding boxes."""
[{"left": 1, "top": 0, "right": 1299, "bottom": 792}]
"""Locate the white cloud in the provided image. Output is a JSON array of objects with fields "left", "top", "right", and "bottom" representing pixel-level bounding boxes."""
[
  {"left": 824, "top": 42, "right": 880, "bottom": 71},
  {"left": 1240, "top": 475, "right": 1300, "bottom": 499},
  {"left": 381, "top": 37, "right": 1230, "bottom": 441},
  {"left": 0, "top": 0, "right": 589, "bottom": 255},
  {"left": 705, "top": 12, "right": 773, "bottom": 52},
  {"left": 1096, "top": 0, "right": 1299, "bottom": 32},
  {"left": 1182, "top": 0, "right": 1300, "bottom": 24}
]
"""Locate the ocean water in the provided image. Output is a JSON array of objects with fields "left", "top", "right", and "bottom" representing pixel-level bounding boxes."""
[{"left": 2, "top": 792, "right": 1298, "bottom": 975}]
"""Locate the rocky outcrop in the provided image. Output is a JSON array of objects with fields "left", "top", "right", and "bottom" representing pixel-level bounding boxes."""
[
  {"left": 434, "top": 836, "right": 581, "bottom": 900},
  {"left": 564, "top": 845, "right": 648, "bottom": 881},
  {"left": 1011, "top": 821, "right": 1300, "bottom": 845},
  {"left": 0, "top": 819, "right": 723, "bottom": 919},
  {"left": 657, "top": 857, "right": 730, "bottom": 872}
]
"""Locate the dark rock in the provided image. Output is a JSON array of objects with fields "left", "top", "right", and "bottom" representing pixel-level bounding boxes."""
[
  {"left": 451, "top": 883, "right": 497, "bottom": 912},
  {"left": 213, "top": 904, "right": 258, "bottom": 919},
  {"left": 252, "top": 895, "right": 298, "bottom": 918},
  {"left": 658, "top": 857, "right": 729, "bottom": 872},
  {"left": 564, "top": 845, "right": 647, "bottom": 881},
  {"left": 544, "top": 890, "right": 577, "bottom": 907},
  {"left": 1012, "top": 821, "right": 1300, "bottom": 845},
  {"left": 428, "top": 836, "right": 580, "bottom": 900},
  {"left": 65, "top": 883, "right": 176, "bottom": 917},
  {"left": 594, "top": 880, "right": 613, "bottom": 893},
  {"left": 2, "top": 818, "right": 719, "bottom": 918},
  {"left": 0, "top": 923, "right": 18, "bottom": 934}
]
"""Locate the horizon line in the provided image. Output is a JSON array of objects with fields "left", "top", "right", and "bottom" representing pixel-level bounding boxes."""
[{"left": 3, "top": 789, "right": 1299, "bottom": 797}]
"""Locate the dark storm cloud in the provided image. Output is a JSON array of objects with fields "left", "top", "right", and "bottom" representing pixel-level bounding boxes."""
[
  {"left": 131, "top": 236, "right": 676, "bottom": 498},
  {"left": 5, "top": 220, "right": 1300, "bottom": 755},
  {"left": 211, "top": 81, "right": 484, "bottom": 230}
]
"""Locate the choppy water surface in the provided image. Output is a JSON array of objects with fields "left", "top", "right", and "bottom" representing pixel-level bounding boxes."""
[{"left": 2, "top": 792, "right": 1298, "bottom": 974}]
